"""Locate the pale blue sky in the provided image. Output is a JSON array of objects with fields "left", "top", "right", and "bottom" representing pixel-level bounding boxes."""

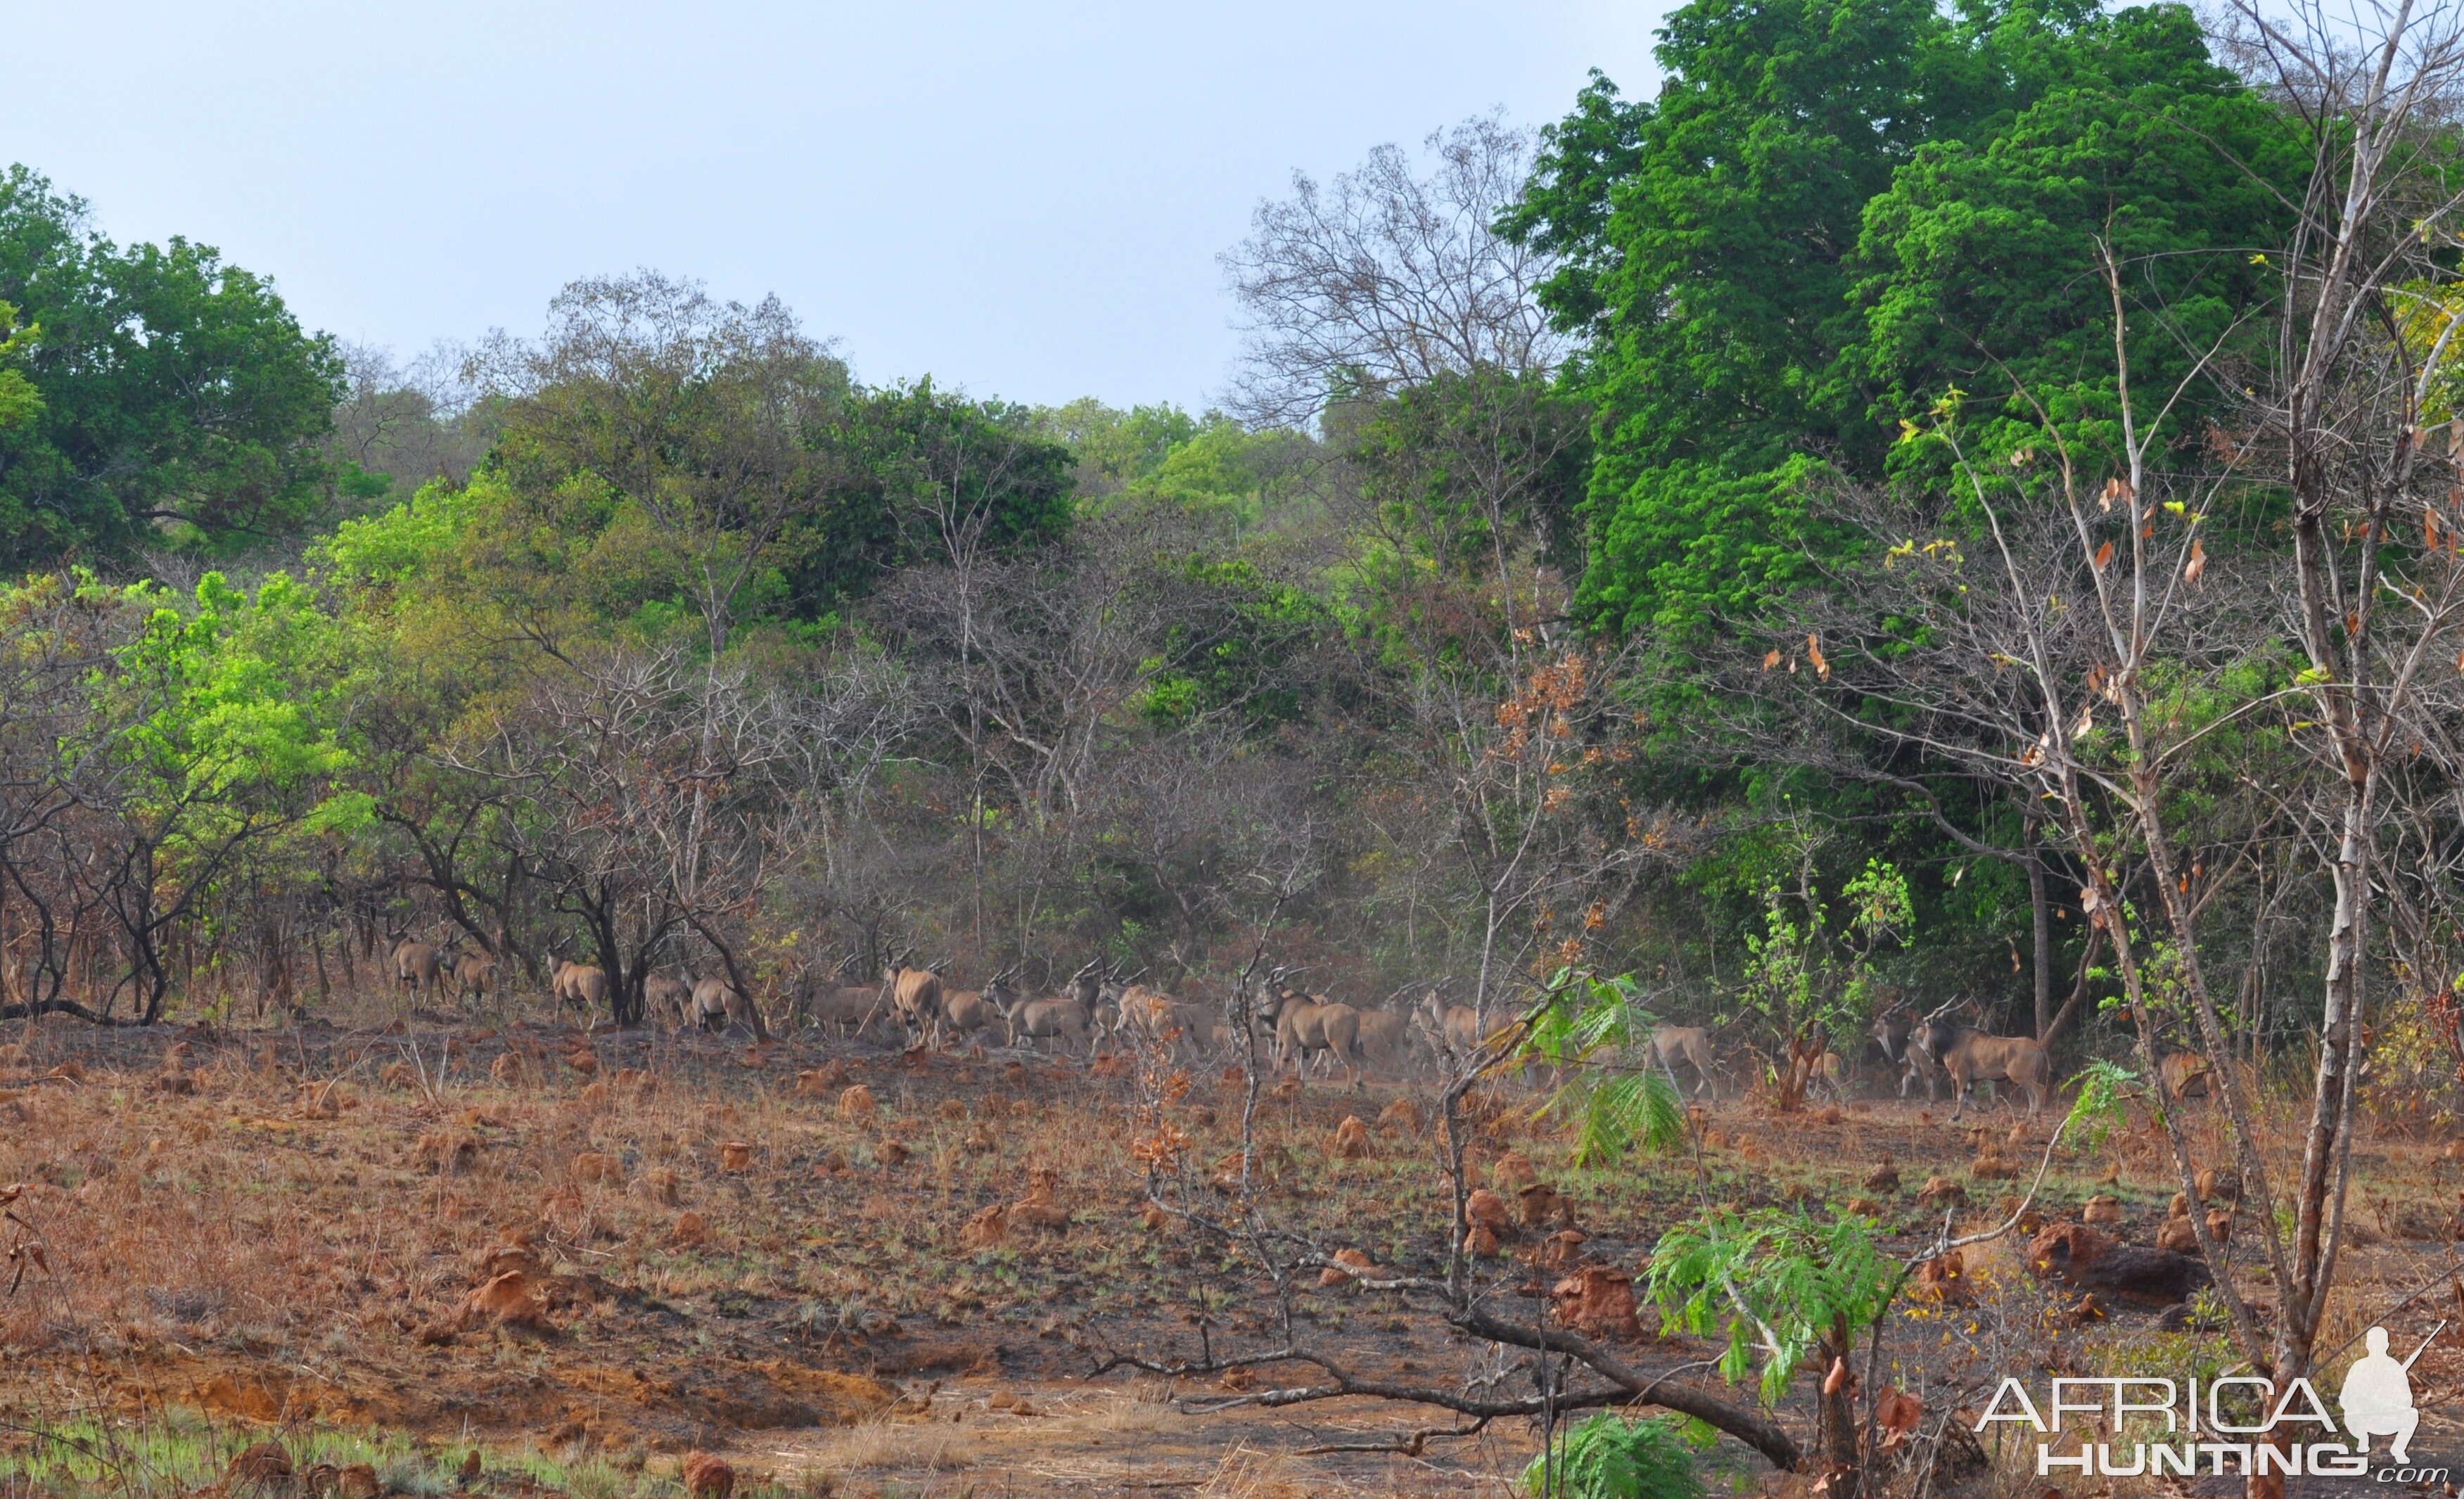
[{"left": 4, "top": 2, "right": 1665, "bottom": 411}]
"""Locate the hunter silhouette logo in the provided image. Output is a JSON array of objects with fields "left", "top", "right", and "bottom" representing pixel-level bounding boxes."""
[
  {"left": 2339, "top": 1326, "right": 2425, "bottom": 1464},
  {"left": 1977, "top": 1322, "right": 2447, "bottom": 1481}
]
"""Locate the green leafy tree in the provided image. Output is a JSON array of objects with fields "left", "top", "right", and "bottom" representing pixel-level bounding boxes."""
[
  {"left": 1646, "top": 1207, "right": 1900, "bottom": 1497},
  {"left": 0, "top": 166, "right": 347, "bottom": 564},
  {"left": 75, "top": 570, "right": 362, "bottom": 1019},
  {"left": 1732, "top": 842, "right": 1910, "bottom": 1109},
  {"left": 1505, "top": 1, "right": 2299, "bottom": 640}
]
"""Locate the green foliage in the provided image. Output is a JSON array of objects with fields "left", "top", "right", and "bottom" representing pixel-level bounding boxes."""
[
  {"left": 1736, "top": 848, "right": 1911, "bottom": 1061},
  {"left": 1524, "top": 970, "right": 1687, "bottom": 1165},
  {"left": 314, "top": 478, "right": 477, "bottom": 592},
  {"left": 1848, "top": 40, "right": 2299, "bottom": 478},
  {"left": 1038, "top": 399, "right": 1319, "bottom": 537},
  {"left": 1522, "top": 1412, "right": 1707, "bottom": 1499},
  {"left": 0, "top": 299, "right": 38, "bottom": 434},
  {"left": 2066, "top": 1057, "right": 2139, "bottom": 1149},
  {"left": 1032, "top": 397, "right": 1202, "bottom": 497},
  {"left": 1645, "top": 1206, "right": 1898, "bottom": 1405},
  {"left": 829, "top": 380, "right": 1077, "bottom": 589},
  {"left": 1507, "top": 0, "right": 2301, "bottom": 639},
  {"left": 0, "top": 165, "right": 345, "bottom": 564},
  {"left": 1348, "top": 369, "right": 1590, "bottom": 577},
  {"left": 1136, "top": 551, "right": 1329, "bottom": 731},
  {"left": 111, "top": 570, "right": 360, "bottom": 838}
]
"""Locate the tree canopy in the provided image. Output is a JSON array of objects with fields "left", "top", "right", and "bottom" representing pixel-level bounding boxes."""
[
  {"left": 0, "top": 167, "right": 351, "bottom": 566},
  {"left": 1505, "top": 0, "right": 2301, "bottom": 639}
]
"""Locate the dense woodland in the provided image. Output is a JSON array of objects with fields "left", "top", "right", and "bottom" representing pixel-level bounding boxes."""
[{"left": 0, "top": 0, "right": 2456, "bottom": 1126}]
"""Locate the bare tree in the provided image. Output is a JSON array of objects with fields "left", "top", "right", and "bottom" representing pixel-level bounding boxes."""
[{"left": 1224, "top": 114, "right": 1568, "bottom": 425}]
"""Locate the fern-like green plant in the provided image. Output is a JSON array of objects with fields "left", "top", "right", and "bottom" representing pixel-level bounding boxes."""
[
  {"left": 1522, "top": 969, "right": 1685, "bottom": 1165},
  {"left": 1644, "top": 1207, "right": 1898, "bottom": 1405},
  {"left": 1521, "top": 1412, "right": 1706, "bottom": 1499}
]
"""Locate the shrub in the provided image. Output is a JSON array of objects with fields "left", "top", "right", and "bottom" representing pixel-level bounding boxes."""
[{"left": 1521, "top": 1412, "right": 1704, "bottom": 1499}]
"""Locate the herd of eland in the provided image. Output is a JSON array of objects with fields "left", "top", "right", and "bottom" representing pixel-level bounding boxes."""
[{"left": 388, "top": 929, "right": 2180, "bottom": 1111}]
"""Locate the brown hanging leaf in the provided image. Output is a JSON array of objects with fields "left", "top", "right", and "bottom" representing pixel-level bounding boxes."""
[
  {"left": 1763, "top": 649, "right": 1782, "bottom": 671},
  {"left": 1877, "top": 1387, "right": 1924, "bottom": 1451},
  {"left": 2183, "top": 537, "right": 2207, "bottom": 587},
  {"left": 1806, "top": 634, "right": 1829, "bottom": 682},
  {"left": 2430, "top": 507, "right": 2443, "bottom": 551},
  {"left": 2100, "top": 476, "right": 2131, "bottom": 512},
  {"left": 2093, "top": 540, "right": 2115, "bottom": 570}
]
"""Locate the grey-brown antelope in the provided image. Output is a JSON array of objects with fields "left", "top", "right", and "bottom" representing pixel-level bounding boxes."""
[
  {"left": 940, "top": 965, "right": 1014, "bottom": 1045},
  {"left": 805, "top": 972, "right": 890, "bottom": 1040},
  {"left": 645, "top": 974, "right": 694, "bottom": 1030},
  {"left": 1266, "top": 974, "right": 1365, "bottom": 1089},
  {"left": 388, "top": 931, "right": 448, "bottom": 1005},
  {"left": 1111, "top": 976, "right": 1213, "bottom": 1064},
  {"left": 452, "top": 950, "right": 499, "bottom": 1007},
  {"left": 548, "top": 952, "right": 608, "bottom": 1024},
  {"left": 690, "top": 975, "right": 766, "bottom": 1038},
  {"left": 1650, "top": 1025, "right": 1719, "bottom": 1099},
  {"left": 999, "top": 962, "right": 1097, "bottom": 1056},
  {"left": 1417, "top": 990, "right": 1481, "bottom": 1065},
  {"left": 2159, "top": 1050, "right": 2213, "bottom": 1101},
  {"left": 883, "top": 955, "right": 945, "bottom": 1047},
  {"left": 1935, "top": 1028, "right": 2053, "bottom": 1118},
  {"left": 1353, "top": 1004, "right": 1409, "bottom": 1073},
  {"left": 1870, "top": 1009, "right": 1953, "bottom": 1099}
]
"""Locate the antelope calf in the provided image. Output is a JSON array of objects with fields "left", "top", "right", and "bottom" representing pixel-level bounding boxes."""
[
  {"left": 452, "top": 951, "right": 499, "bottom": 1007},
  {"left": 644, "top": 973, "right": 694, "bottom": 1030}
]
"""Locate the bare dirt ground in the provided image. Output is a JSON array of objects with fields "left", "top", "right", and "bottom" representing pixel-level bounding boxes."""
[{"left": 0, "top": 1004, "right": 2453, "bottom": 1499}]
